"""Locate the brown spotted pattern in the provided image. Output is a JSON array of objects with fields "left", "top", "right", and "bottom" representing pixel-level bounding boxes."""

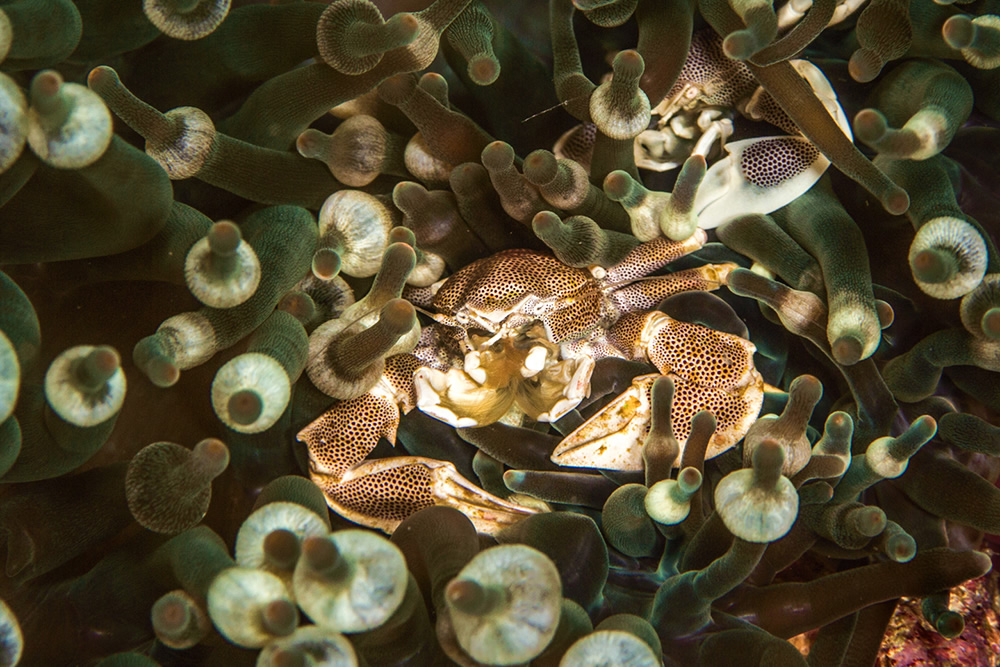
[
  {"left": 661, "top": 373, "right": 759, "bottom": 459},
  {"left": 413, "top": 323, "right": 466, "bottom": 371},
  {"left": 661, "top": 30, "right": 757, "bottom": 111},
  {"left": 604, "top": 312, "right": 648, "bottom": 358},
  {"left": 297, "top": 393, "right": 399, "bottom": 477},
  {"left": 433, "top": 250, "right": 592, "bottom": 321},
  {"left": 557, "top": 122, "right": 598, "bottom": 169},
  {"left": 643, "top": 315, "right": 756, "bottom": 389},
  {"left": 603, "top": 235, "right": 704, "bottom": 285},
  {"left": 321, "top": 465, "right": 436, "bottom": 524},
  {"left": 303, "top": 232, "right": 764, "bottom": 529},
  {"left": 745, "top": 87, "right": 800, "bottom": 136},
  {"left": 384, "top": 353, "right": 420, "bottom": 412},
  {"left": 310, "top": 454, "right": 538, "bottom": 534},
  {"left": 427, "top": 237, "right": 709, "bottom": 347},
  {"left": 540, "top": 290, "right": 610, "bottom": 342},
  {"left": 741, "top": 137, "right": 821, "bottom": 189},
  {"left": 607, "top": 311, "right": 755, "bottom": 390},
  {"left": 554, "top": 367, "right": 763, "bottom": 470},
  {"left": 609, "top": 272, "right": 720, "bottom": 313}
]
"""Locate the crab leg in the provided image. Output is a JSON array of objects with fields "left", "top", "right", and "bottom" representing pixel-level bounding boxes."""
[
  {"left": 608, "top": 263, "right": 738, "bottom": 313},
  {"left": 601, "top": 231, "right": 707, "bottom": 284}
]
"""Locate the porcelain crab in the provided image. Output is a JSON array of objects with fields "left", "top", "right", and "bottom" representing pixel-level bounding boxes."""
[
  {"left": 297, "top": 231, "right": 765, "bottom": 534},
  {"left": 556, "top": 30, "right": 853, "bottom": 231}
]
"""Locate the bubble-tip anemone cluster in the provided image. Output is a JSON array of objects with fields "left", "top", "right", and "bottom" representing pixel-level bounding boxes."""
[{"left": 1, "top": 0, "right": 1000, "bottom": 665}]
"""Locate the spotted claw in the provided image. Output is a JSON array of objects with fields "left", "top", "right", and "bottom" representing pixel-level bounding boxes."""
[
  {"left": 692, "top": 60, "right": 852, "bottom": 229},
  {"left": 297, "top": 354, "right": 419, "bottom": 479},
  {"left": 551, "top": 371, "right": 762, "bottom": 471},
  {"left": 299, "top": 351, "right": 546, "bottom": 534},
  {"left": 309, "top": 455, "right": 541, "bottom": 535},
  {"left": 554, "top": 310, "right": 765, "bottom": 471},
  {"left": 552, "top": 373, "right": 660, "bottom": 470}
]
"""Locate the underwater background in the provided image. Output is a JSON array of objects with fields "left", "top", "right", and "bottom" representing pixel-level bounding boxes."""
[{"left": 1, "top": 0, "right": 1000, "bottom": 665}]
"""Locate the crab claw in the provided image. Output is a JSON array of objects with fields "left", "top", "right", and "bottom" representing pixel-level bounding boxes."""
[
  {"left": 608, "top": 310, "right": 758, "bottom": 389},
  {"left": 298, "top": 390, "right": 402, "bottom": 478},
  {"left": 552, "top": 374, "right": 660, "bottom": 471},
  {"left": 692, "top": 134, "right": 831, "bottom": 230},
  {"left": 550, "top": 369, "right": 764, "bottom": 471},
  {"left": 298, "top": 353, "right": 419, "bottom": 477},
  {"left": 692, "top": 60, "right": 851, "bottom": 230},
  {"left": 309, "top": 456, "right": 541, "bottom": 534}
]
